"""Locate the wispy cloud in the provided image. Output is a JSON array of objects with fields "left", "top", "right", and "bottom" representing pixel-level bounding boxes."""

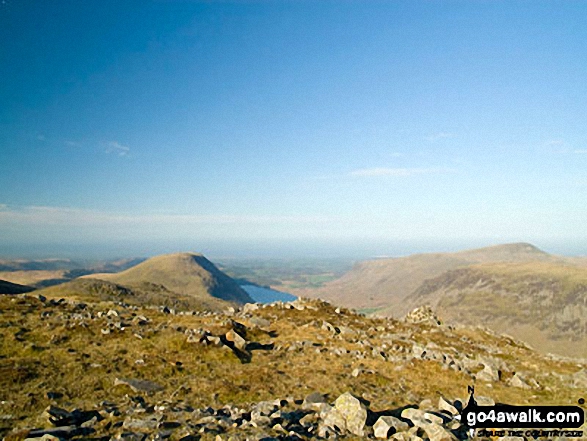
[
  {"left": 36, "top": 134, "right": 46, "bottom": 141},
  {"left": 350, "top": 167, "right": 454, "bottom": 177},
  {"left": 65, "top": 140, "right": 81, "bottom": 147},
  {"left": 424, "top": 132, "right": 454, "bottom": 142},
  {"left": 573, "top": 149, "right": 587, "bottom": 154},
  {"left": 0, "top": 205, "right": 329, "bottom": 227},
  {"left": 105, "top": 141, "right": 130, "bottom": 157}
]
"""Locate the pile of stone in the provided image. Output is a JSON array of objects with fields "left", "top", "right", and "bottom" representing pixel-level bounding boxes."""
[
  {"left": 404, "top": 306, "right": 441, "bottom": 326},
  {"left": 186, "top": 319, "right": 274, "bottom": 364},
  {"left": 7, "top": 390, "right": 475, "bottom": 441}
]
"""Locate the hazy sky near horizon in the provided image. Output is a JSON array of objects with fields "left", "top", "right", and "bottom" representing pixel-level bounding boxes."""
[{"left": 1, "top": 1, "right": 586, "bottom": 258}]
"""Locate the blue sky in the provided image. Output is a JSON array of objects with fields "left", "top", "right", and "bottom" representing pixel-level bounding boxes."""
[{"left": 1, "top": 1, "right": 586, "bottom": 258}]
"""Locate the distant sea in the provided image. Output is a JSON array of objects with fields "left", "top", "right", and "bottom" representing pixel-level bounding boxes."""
[{"left": 241, "top": 285, "right": 297, "bottom": 304}]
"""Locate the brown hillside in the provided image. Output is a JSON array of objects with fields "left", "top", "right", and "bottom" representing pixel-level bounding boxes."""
[
  {"left": 301, "top": 243, "right": 559, "bottom": 314},
  {"left": 81, "top": 252, "right": 253, "bottom": 307},
  {"left": 403, "top": 262, "right": 587, "bottom": 358}
]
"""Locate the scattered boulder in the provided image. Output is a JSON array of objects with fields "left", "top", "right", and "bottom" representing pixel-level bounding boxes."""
[
  {"left": 405, "top": 306, "right": 441, "bottom": 326},
  {"left": 114, "top": 378, "right": 164, "bottom": 393},
  {"left": 242, "top": 303, "right": 259, "bottom": 314},
  {"left": 373, "top": 415, "right": 409, "bottom": 439},
  {"left": 319, "top": 405, "right": 347, "bottom": 435},
  {"left": 423, "top": 422, "right": 458, "bottom": 441},
  {"left": 302, "top": 392, "right": 327, "bottom": 411},
  {"left": 508, "top": 372, "right": 531, "bottom": 389},
  {"left": 333, "top": 392, "right": 368, "bottom": 436},
  {"left": 475, "top": 364, "right": 500, "bottom": 382},
  {"left": 401, "top": 408, "right": 444, "bottom": 427},
  {"left": 437, "top": 396, "right": 458, "bottom": 416},
  {"left": 225, "top": 329, "right": 247, "bottom": 350}
]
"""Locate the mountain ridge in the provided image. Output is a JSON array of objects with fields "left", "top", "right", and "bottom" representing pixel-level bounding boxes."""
[
  {"left": 298, "top": 242, "right": 587, "bottom": 357},
  {"left": 80, "top": 252, "right": 253, "bottom": 308}
]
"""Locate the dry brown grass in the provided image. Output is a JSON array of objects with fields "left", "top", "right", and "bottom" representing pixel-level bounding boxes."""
[{"left": 0, "top": 293, "right": 585, "bottom": 437}]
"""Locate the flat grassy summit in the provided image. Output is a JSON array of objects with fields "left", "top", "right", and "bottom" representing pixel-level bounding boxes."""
[{"left": 62, "top": 252, "right": 253, "bottom": 310}]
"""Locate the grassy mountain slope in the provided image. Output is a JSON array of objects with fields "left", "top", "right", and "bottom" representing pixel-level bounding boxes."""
[
  {"left": 81, "top": 252, "right": 253, "bottom": 307},
  {"left": 403, "top": 261, "right": 587, "bottom": 357},
  {"left": 36, "top": 278, "right": 233, "bottom": 311},
  {"left": 1, "top": 294, "right": 585, "bottom": 439},
  {"left": 302, "top": 243, "right": 561, "bottom": 314}
]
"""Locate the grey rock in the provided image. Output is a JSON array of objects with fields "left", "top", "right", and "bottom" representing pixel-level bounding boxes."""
[
  {"left": 334, "top": 392, "right": 368, "bottom": 436},
  {"left": 43, "top": 405, "right": 101, "bottom": 427},
  {"left": 225, "top": 329, "right": 247, "bottom": 350},
  {"left": 390, "top": 432, "right": 421, "bottom": 441},
  {"left": 476, "top": 364, "right": 500, "bottom": 382},
  {"left": 299, "top": 413, "right": 318, "bottom": 428},
  {"left": 26, "top": 426, "right": 86, "bottom": 439},
  {"left": 302, "top": 392, "right": 327, "bottom": 410},
  {"left": 319, "top": 405, "right": 347, "bottom": 434},
  {"left": 114, "top": 377, "right": 164, "bottom": 393},
  {"left": 400, "top": 408, "right": 443, "bottom": 427},
  {"left": 206, "top": 336, "right": 224, "bottom": 347},
  {"left": 474, "top": 396, "right": 495, "bottom": 406},
  {"left": 242, "top": 303, "right": 259, "bottom": 314},
  {"left": 508, "top": 372, "right": 531, "bottom": 389},
  {"left": 321, "top": 321, "right": 338, "bottom": 333},
  {"left": 123, "top": 418, "right": 159, "bottom": 430},
  {"left": 373, "top": 415, "right": 409, "bottom": 439},
  {"left": 423, "top": 423, "right": 458, "bottom": 441},
  {"left": 249, "top": 316, "right": 271, "bottom": 329},
  {"left": 25, "top": 435, "right": 61, "bottom": 441},
  {"left": 438, "top": 396, "right": 458, "bottom": 416},
  {"left": 115, "top": 432, "right": 147, "bottom": 441},
  {"left": 418, "top": 399, "right": 434, "bottom": 411},
  {"left": 253, "top": 401, "right": 279, "bottom": 416},
  {"left": 405, "top": 306, "right": 441, "bottom": 325}
]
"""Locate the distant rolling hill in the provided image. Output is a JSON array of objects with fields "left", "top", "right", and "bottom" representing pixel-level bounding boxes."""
[
  {"left": 63, "top": 252, "right": 255, "bottom": 310},
  {"left": 0, "top": 258, "right": 76, "bottom": 272},
  {"left": 0, "top": 258, "right": 145, "bottom": 287},
  {"left": 301, "top": 242, "right": 587, "bottom": 357}
]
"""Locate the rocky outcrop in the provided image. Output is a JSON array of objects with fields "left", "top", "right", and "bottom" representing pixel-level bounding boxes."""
[{"left": 5, "top": 391, "right": 473, "bottom": 441}]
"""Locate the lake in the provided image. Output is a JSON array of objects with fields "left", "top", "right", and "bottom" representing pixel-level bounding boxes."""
[{"left": 241, "top": 285, "right": 297, "bottom": 304}]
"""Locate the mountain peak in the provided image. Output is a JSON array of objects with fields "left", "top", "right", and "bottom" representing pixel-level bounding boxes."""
[{"left": 82, "top": 252, "right": 253, "bottom": 306}]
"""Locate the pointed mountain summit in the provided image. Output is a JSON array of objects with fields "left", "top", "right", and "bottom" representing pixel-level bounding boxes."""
[
  {"left": 452, "top": 242, "right": 549, "bottom": 262},
  {"left": 74, "top": 252, "right": 253, "bottom": 309}
]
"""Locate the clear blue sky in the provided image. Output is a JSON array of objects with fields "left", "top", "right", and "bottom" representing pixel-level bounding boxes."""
[{"left": 1, "top": 1, "right": 586, "bottom": 258}]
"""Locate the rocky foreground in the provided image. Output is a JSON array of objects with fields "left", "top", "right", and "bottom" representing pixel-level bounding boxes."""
[{"left": 0, "top": 295, "right": 585, "bottom": 440}]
